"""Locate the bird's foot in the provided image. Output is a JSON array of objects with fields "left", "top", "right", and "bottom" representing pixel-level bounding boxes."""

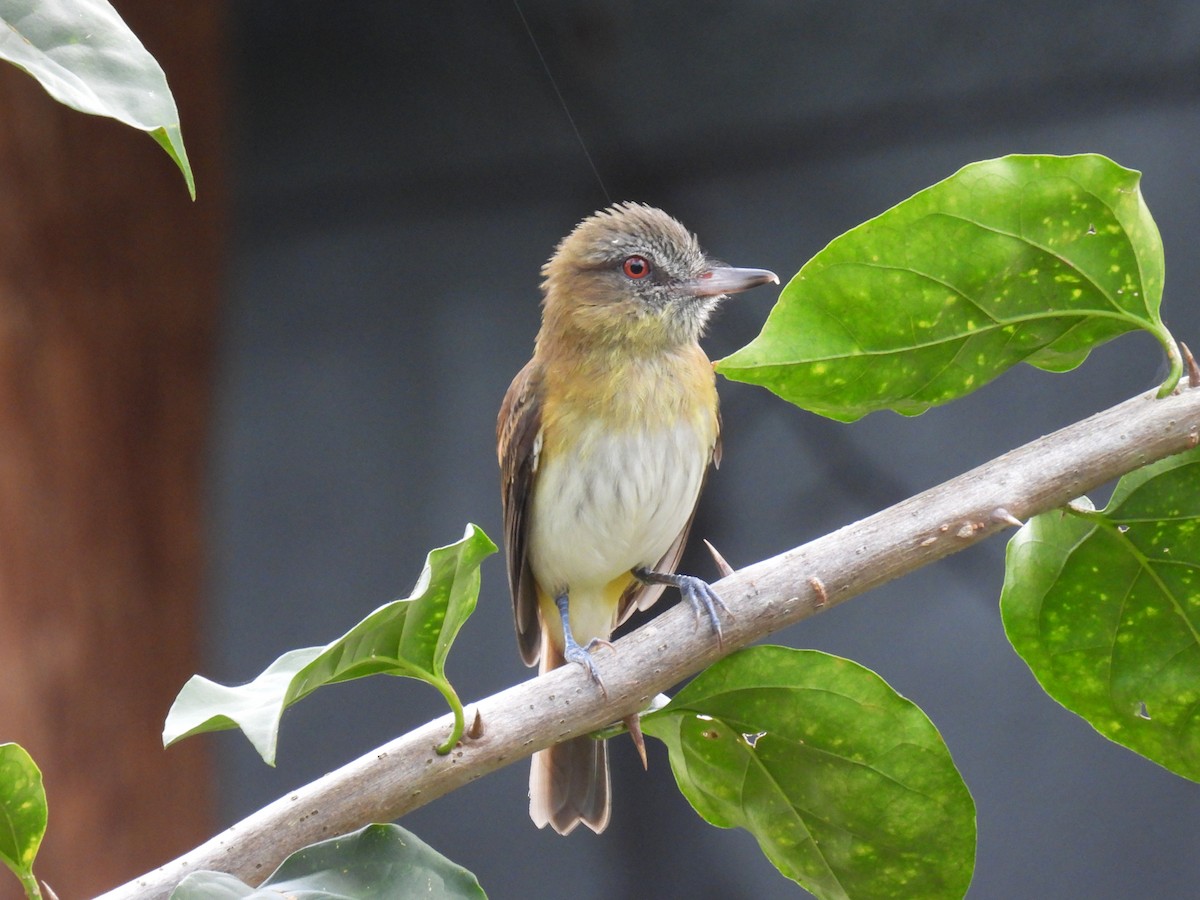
[
  {"left": 556, "top": 592, "right": 611, "bottom": 695},
  {"left": 677, "top": 574, "right": 729, "bottom": 643},
  {"left": 634, "top": 567, "right": 729, "bottom": 647},
  {"left": 563, "top": 638, "right": 608, "bottom": 696}
]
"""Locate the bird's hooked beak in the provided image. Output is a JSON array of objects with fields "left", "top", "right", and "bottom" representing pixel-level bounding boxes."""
[{"left": 687, "top": 266, "right": 779, "bottom": 298}]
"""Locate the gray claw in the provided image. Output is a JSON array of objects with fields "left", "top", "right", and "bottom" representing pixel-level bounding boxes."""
[
  {"left": 564, "top": 643, "right": 608, "bottom": 696},
  {"left": 678, "top": 575, "right": 727, "bottom": 639}
]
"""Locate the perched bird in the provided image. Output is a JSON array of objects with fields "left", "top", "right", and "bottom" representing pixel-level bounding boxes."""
[{"left": 497, "top": 202, "right": 777, "bottom": 835}]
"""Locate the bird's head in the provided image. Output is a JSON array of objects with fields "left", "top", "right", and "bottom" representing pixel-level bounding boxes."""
[{"left": 538, "top": 202, "right": 778, "bottom": 352}]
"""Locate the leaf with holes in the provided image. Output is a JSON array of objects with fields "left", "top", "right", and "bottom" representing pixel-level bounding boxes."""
[
  {"left": 0, "top": 0, "right": 194, "bottom": 197},
  {"left": 163, "top": 525, "right": 496, "bottom": 763},
  {"left": 642, "top": 646, "right": 976, "bottom": 900},
  {"left": 1002, "top": 447, "right": 1200, "bottom": 781},
  {"left": 0, "top": 743, "right": 47, "bottom": 900},
  {"left": 717, "top": 154, "right": 1179, "bottom": 421},
  {"left": 169, "top": 823, "right": 486, "bottom": 899}
]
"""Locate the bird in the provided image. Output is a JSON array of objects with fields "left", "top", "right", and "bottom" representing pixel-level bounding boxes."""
[{"left": 497, "top": 202, "right": 778, "bottom": 835}]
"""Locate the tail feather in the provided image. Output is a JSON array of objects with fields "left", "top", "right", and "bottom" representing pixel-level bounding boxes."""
[
  {"left": 531, "top": 624, "right": 611, "bottom": 834},
  {"left": 530, "top": 737, "right": 610, "bottom": 834}
]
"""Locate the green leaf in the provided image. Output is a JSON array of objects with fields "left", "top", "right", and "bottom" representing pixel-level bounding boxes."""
[
  {"left": 169, "top": 823, "right": 487, "bottom": 900},
  {"left": 0, "top": 0, "right": 195, "bottom": 198},
  {"left": 0, "top": 743, "right": 47, "bottom": 900},
  {"left": 163, "top": 525, "right": 496, "bottom": 763},
  {"left": 1001, "top": 447, "right": 1200, "bottom": 781},
  {"left": 717, "top": 154, "right": 1179, "bottom": 421},
  {"left": 168, "top": 871, "right": 251, "bottom": 900},
  {"left": 642, "top": 647, "right": 975, "bottom": 900}
]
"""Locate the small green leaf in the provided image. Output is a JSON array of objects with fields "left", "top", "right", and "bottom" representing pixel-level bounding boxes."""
[
  {"left": 167, "top": 871, "right": 251, "bottom": 900},
  {"left": 718, "top": 154, "right": 1178, "bottom": 421},
  {"left": 0, "top": 743, "right": 47, "bottom": 899},
  {"left": 1002, "top": 448, "right": 1200, "bottom": 781},
  {"left": 169, "top": 824, "right": 487, "bottom": 900},
  {"left": 163, "top": 525, "right": 496, "bottom": 763},
  {"left": 0, "top": 0, "right": 195, "bottom": 198},
  {"left": 642, "top": 647, "right": 975, "bottom": 900}
]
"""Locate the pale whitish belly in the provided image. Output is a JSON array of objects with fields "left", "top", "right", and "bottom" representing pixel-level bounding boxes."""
[{"left": 528, "top": 420, "right": 709, "bottom": 597}]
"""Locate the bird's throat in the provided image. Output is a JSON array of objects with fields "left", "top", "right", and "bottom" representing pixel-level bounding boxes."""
[{"left": 540, "top": 341, "right": 717, "bottom": 435}]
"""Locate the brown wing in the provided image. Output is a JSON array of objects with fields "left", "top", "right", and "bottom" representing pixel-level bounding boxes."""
[
  {"left": 497, "top": 358, "right": 545, "bottom": 666},
  {"left": 616, "top": 415, "right": 722, "bottom": 626}
]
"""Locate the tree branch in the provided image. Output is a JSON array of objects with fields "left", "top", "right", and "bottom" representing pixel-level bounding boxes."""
[{"left": 98, "top": 383, "right": 1200, "bottom": 899}]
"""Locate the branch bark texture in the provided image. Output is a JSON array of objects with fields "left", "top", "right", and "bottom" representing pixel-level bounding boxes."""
[{"left": 99, "top": 383, "right": 1200, "bottom": 899}]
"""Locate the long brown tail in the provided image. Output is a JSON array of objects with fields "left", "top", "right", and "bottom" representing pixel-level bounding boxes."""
[
  {"left": 529, "top": 736, "right": 610, "bottom": 834},
  {"left": 530, "top": 632, "right": 611, "bottom": 834}
]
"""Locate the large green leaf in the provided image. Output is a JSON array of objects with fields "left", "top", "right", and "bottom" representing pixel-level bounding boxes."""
[
  {"left": 642, "top": 647, "right": 975, "bottom": 900},
  {"left": 1001, "top": 448, "right": 1200, "bottom": 780},
  {"left": 169, "top": 823, "right": 486, "bottom": 899},
  {"left": 0, "top": 743, "right": 46, "bottom": 900},
  {"left": 0, "top": 0, "right": 194, "bottom": 198},
  {"left": 163, "top": 525, "right": 496, "bottom": 763},
  {"left": 718, "top": 154, "right": 1178, "bottom": 421}
]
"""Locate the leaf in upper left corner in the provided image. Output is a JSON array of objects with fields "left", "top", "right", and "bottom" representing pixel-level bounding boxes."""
[
  {"left": 0, "top": 0, "right": 195, "bottom": 198},
  {"left": 162, "top": 525, "right": 496, "bottom": 764}
]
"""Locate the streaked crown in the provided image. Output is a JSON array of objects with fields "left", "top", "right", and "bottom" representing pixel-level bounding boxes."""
[{"left": 539, "top": 202, "right": 720, "bottom": 349}]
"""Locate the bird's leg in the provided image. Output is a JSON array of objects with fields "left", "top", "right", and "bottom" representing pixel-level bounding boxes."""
[
  {"left": 633, "top": 567, "right": 730, "bottom": 646},
  {"left": 555, "top": 592, "right": 609, "bottom": 693}
]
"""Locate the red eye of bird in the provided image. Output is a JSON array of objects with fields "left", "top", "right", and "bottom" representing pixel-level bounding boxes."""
[{"left": 622, "top": 255, "right": 651, "bottom": 279}]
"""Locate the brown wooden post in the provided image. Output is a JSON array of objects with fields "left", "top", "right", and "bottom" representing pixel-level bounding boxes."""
[{"left": 0, "top": 5, "right": 224, "bottom": 895}]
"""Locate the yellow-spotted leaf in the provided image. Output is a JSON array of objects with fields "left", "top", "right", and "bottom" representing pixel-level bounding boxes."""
[
  {"left": 1002, "top": 448, "right": 1200, "bottom": 780},
  {"left": 642, "top": 647, "right": 975, "bottom": 900},
  {"left": 163, "top": 525, "right": 496, "bottom": 763},
  {"left": 169, "top": 824, "right": 486, "bottom": 900},
  {"left": 0, "top": 743, "right": 46, "bottom": 900},
  {"left": 718, "top": 154, "right": 1179, "bottom": 421}
]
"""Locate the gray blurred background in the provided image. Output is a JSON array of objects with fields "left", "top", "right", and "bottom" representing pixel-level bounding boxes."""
[{"left": 206, "top": 3, "right": 1200, "bottom": 897}]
